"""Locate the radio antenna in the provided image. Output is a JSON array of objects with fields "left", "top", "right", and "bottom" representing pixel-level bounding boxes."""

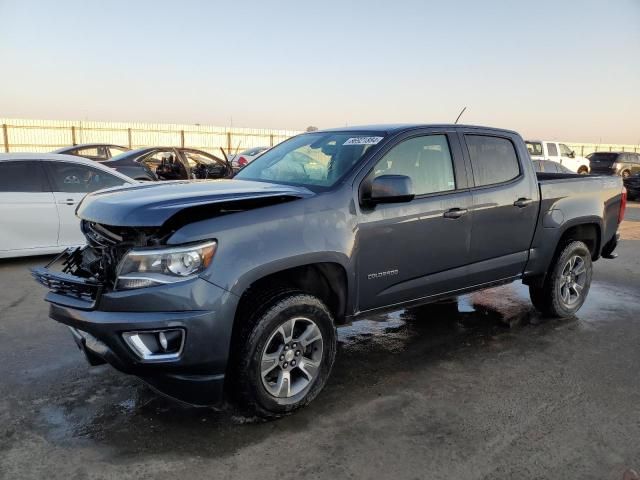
[{"left": 454, "top": 106, "right": 467, "bottom": 124}]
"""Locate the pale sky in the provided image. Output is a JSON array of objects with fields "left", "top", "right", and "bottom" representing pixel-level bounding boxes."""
[{"left": 1, "top": 0, "right": 639, "bottom": 143}]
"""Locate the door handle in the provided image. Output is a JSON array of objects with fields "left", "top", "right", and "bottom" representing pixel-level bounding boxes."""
[
  {"left": 513, "top": 198, "right": 534, "bottom": 208},
  {"left": 443, "top": 208, "right": 468, "bottom": 219},
  {"left": 57, "top": 199, "right": 75, "bottom": 205}
]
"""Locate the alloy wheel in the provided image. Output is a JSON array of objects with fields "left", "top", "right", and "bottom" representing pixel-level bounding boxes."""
[
  {"left": 260, "top": 317, "right": 324, "bottom": 398},
  {"left": 559, "top": 255, "right": 587, "bottom": 306}
]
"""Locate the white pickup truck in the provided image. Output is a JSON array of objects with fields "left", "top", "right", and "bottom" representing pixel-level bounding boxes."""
[{"left": 525, "top": 140, "right": 590, "bottom": 174}]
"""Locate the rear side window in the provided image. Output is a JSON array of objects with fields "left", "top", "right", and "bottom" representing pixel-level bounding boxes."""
[
  {"left": 75, "top": 146, "right": 108, "bottom": 160},
  {"left": 0, "top": 161, "right": 49, "bottom": 192},
  {"left": 46, "top": 162, "right": 127, "bottom": 193},
  {"left": 547, "top": 143, "right": 558, "bottom": 156},
  {"left": 465, "top": 135, "right": 520, "bottom": 187},
  {"left": 108, "top": 146, "right": 128, "bottom": 157},
  {"left": 526, "top": 142, "right": 543, "bottom": 156}
]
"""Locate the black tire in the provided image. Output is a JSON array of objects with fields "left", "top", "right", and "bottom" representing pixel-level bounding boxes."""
[
  {"left": 231, "top": 290, "right": 336, "bottom": 419},
  {"left": 529, "top": 240, "right": 593, "bottom": 317},
  {"left": 577, "top": 167, "right": 589, "bottom": 175},
  {"left": 622, "top": 170, "right": 631, "bottom": 179}
]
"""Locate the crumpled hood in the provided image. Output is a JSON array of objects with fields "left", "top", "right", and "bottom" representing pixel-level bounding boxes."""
[{"left": 77, "top": 179, "right": 314, "bottom": 227}]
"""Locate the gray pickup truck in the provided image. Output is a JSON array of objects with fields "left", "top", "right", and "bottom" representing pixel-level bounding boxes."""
[{"left": 33, "top": 124, "right": 626, "bottom": 418}]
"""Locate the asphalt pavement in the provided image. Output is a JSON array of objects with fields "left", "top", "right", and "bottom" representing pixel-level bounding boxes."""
[{"left": 1, "top": 203, "right": 639, "bottom": 480}]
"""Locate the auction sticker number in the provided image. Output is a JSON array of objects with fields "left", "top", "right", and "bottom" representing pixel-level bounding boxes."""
[{"left": 343, "top": 136, "right": 384, "bottom": 145}]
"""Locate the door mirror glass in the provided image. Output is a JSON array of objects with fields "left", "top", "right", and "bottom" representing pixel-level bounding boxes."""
[{"left": 364, "top": 174, "right": 415, "bottom": 205}]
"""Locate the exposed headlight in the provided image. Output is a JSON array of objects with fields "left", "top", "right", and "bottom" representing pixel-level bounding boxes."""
[{"left": 115, "top": 241, "right": 217, "bottom": 290}]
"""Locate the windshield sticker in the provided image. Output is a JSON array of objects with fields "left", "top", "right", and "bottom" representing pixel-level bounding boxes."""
[{"left": 343, "top": 136, "right": 384, "bottom": 146}]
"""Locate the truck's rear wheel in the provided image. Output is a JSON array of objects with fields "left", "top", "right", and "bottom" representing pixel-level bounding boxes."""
[
  {"left": 529, "top": 241, "right": 592, "bottom": 317},
  {"left": 231, "top": 291, "right": 336, "bottom": 418}
]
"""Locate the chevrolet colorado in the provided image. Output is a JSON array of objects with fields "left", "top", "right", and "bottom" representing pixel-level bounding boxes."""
[{"left": 33, "top": 124, "right": 626, "bottom": 418}]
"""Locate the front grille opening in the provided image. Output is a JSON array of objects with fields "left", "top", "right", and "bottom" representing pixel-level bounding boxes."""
[{"left": 71, "top": 221, "right": 169, "bottom": 289}]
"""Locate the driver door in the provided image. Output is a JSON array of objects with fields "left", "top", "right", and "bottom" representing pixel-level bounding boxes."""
[{"left": 356, "top": 131, "right": 473, "bottom": 311}]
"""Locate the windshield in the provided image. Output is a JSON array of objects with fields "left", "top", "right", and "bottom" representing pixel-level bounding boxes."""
[
  {"left": 234, "top": 132, "right": 383, "bottom": 188},
  {"left": 589, "top": 152, "right": 619, "bottom": 164},
  {"left": 525, "top": 141, "right": 543, "bottom": 156}
]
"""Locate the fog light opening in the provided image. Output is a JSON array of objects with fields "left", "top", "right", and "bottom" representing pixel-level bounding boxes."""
[{"left": 123, "top": 329, "right": 184, "bottom": 360}]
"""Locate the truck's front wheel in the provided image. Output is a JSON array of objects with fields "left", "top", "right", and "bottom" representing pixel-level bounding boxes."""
[
  {"left": 231, "top": 291, "right": 336, "bottom": 418},
  {"left": 529, "top": 241, "right": 593, "bottom": 317}
]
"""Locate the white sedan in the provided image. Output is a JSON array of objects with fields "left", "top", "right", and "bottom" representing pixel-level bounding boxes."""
[
  {"left": 0, "top": 153, "right": 135, "bottom": 259},
  {"left": 229, "top": 146, "right": 270, "bottom": 171}
]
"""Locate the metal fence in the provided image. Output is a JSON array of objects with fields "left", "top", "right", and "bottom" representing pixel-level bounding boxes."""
[
  {"left": 567, "top": 143, "right": 640, "bottom": 157},
  {"left": 1, "top": 118, "right": 638, "bottom": 158},
  {"left": 0, "top": 118, "right": 302, "bottom": 156}
]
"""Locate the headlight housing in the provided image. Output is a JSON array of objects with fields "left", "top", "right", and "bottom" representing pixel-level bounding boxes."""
[{"left": 115, "top": 240, "right": 217, "bottom": 290}]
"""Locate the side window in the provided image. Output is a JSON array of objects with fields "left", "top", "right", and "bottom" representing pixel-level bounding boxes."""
[
  {"left": 109, "top": 147, "right": 128, "bottom": 158},
  {"left": 372, "top": 135, "right": 455, "bottom": 195},
  {"left": 547, "top": 143, "right": 558, "bottom": 157},
  {"left": 465, "top": 135, "right": 520, "bottom": 187},
  {"left": 532, "top": 160, "right": 543, "bottom": 172},
  {"left": 559, "top": 144, "right": 573, "bottom": 157},
  {"left": 183, "top": 150, "right": 226, "bottom": 168},
  {"left": 75, "top": 146, "right": 108, "bottom": 160},
  {"left": 0, "top": 161, "right": 49, "bottom": 192},
  {"left": 141, "top": 150, "right": 171, "bottom": 170},
  {"left": 47, "top": 162, "right": 127, "bottom": 193}
]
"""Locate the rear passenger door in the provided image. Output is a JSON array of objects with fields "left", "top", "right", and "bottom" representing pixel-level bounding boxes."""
[
  {"left": 460, "top": 131, "right": 539, "bottom": 284},
  {"left": 356, "top": 130, "right": 473, "bottom": 311},
  {"left": 0, "top": 161, "right": 59, "bottom": 253}
]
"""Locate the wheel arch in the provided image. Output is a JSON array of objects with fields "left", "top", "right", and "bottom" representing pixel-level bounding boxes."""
[
  {"left": 233, "top": 259, "right": 351, "bottom": 326},
  {"left": 525, "top": 220, "right": 601, "bottom": 287}
]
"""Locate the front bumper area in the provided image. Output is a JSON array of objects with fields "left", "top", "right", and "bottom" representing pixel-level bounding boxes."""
[{"left": 46, "top": 277, "right": 238, "bottom": 406}]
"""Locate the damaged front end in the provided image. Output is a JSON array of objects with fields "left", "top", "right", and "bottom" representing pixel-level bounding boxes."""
[
  {"left": 32, "top": 220, "right": 169, "bottom": 308},
  {"left": 78, "top": 220, "right": 170, "bottom": 288}
]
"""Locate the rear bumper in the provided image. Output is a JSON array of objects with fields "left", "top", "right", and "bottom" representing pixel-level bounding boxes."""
[{"left": 46, "top": 276, "right": 239, "bottom": 406}]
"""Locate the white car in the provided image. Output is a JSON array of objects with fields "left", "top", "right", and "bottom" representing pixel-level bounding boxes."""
[
  {"left": 229, "top": 146, "right": 270, "bottom": 171},
  {"left": 525, "top": 140, "right": 590, "bottom": 174},
  {"left": 0, "top": 153, "right": 135, "bottom": 259}
]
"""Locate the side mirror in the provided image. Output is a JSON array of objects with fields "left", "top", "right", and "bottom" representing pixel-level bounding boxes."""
[
  {"left": 569, "top": 151, "right": 576, "bottom": 158},
  {"left": 363, "top": 174, "right": 415, "bottom": 205}
]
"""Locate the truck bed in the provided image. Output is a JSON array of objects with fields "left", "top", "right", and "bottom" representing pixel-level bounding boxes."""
[{"left": 524, "top": 172, "right": 624, "bottom": 277}]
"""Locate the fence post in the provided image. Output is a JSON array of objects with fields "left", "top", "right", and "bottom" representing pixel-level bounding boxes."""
[
  {"left": 580, "top": 146, "right": 584, "bottom": 157},
  {"left": 180, "top": 130, "right": 185, "bottom": 148},
  {"left": 71, "top": 126, "right": 77, "bottom": 145},
  {"left": 227, "top": 132, "right": 232, "bottom": 154},
  {"left": 2, "top": 124, "right": 8, "bottom": 152},
  {"left": 127, "top": 128, "right": 132, "bottom": 148},
  {"left": 270, "top": 134, "right": 274, "bottom": 147}
]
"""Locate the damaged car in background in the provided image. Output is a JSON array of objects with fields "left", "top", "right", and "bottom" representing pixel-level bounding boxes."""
[{"left": 33, "top": 124, "right": 625, "bottom": 418}]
